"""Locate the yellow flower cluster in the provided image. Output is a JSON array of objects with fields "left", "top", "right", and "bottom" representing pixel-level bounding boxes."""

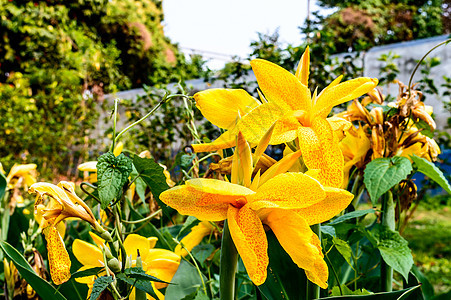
[{"left": 161, "top": 47, "right": 379, "bottom": 288}]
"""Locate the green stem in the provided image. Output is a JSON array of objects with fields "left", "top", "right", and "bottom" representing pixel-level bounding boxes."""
[
  {"left": 408, "top": 38, "right": 451, "bottom": 98},
  {"left": 307, "top": 223, "right": 321, "bottom": 300},
  {"left": 380, "top": 191, "right": 395, "bottom": 292},
  {"left": 350, "top": 174, "right": 363, "bottom": 208},
  {"left": 111, "top": 98, "right": 119, "bottom": 152},
  {"left": 121, "top": 209, "right": 161, "bottom": 224},
  {"left": 219, "top": 220, "right": 238, "bottom": 300}
]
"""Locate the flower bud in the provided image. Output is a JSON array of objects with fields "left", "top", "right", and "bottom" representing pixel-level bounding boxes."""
[{"left": 107, "top": 258, "right": 121, "bottom": 273}]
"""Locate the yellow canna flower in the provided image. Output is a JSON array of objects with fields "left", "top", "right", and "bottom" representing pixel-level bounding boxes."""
[
  {"left": 78, "top": 161, "right": 98, "bottom": 183},
  {"left": 192, "top": 48, "right": 377, "bottom": 187},
  {"left": 160, "top": 172, "right": 353, "bottom": 287},
  {"left": 73, "top": 232, "right": 180, "bottom": 299},
  {"left": 29, "top": 181, "right": 99, "bottom": 285},
  {"left": 6, "top": 163, "right": 37, "bottom": 187},
  {"left": 175, "top": 221, "right": 215, "bottom": 257}
]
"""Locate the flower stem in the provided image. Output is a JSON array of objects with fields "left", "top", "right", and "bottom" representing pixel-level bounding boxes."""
[
  {"left": 111, "top": 98, "right": 119, "bottom": 152},
  {"left": 219, "top": 220, "right": 238, "bottom": 300},
  {"left": 307, "top": 223, "right": 321, "bottom": 300},
  {"left": 380, "top": 191, "right": 395, "bottom": 292}
]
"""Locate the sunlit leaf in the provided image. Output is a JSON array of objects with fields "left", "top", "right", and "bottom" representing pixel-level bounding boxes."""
[{"left": 411, "top": 154, "right": 451, "bottom": 194}]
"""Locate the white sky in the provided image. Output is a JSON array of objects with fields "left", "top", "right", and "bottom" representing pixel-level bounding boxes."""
[{"left": 163, "top": 0, "right": 320, "bottom": 69}]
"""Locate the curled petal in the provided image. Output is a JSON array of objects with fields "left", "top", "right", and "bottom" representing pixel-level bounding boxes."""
[
  {"left": 314, "top": 77, "right": 379, "bottom": 118},
  {"left": 77, "top": 161, "right": 97, "bottom": 172},
  {"left": 192, "top": 129, "right": 237, "bottom": 153},
  {"left": 43, "top": 226, "right": 71, "bottom": 285},
  {"left": 175, "top": 222, "right": 214, "bottom": 257},
  {"left": 124, "top": 234, "right": 152, "bottom": 261},
  {"left": 297, "top": 118, "right": 344, "bottom": 188},
  {"left": 228, "top": 205, "right": 268, "bottom": 285},
  {"left": 160, "top": 180, "right": 254, "bottom": 221},
  {"left": 249, "top": 173, "right": 326, "bottom": 211},
  {"left": 327, "top": 116, "right": 352, "bottom": 141},
  {"left": 239, "top": 102, "right": 298, "bottom": 145},
  {"left": 146, "top": 258, "right": 180, "bottom": 289},
  {"left": 295, "top": 46, "right": 310, "bottom": 85},
  {"left": 304, "top": 234, "right": 329, "bottom": 289},
  {"left": 194, "top": 89, "right": 260, "bottom": 129},
  {"left": 251, "top": 59, "right": 312, "bottom": 112},
  {"left": 296, "top": 187, "right": 354, "bottom": 225}
]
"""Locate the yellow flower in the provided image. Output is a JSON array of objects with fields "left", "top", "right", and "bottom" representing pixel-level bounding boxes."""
[
  {"left": 6, "top": 163, "right": 37, "bottom": 187},
  {"left": 29, "top": 181, "right": 99, "bottom": 285},
  {"left": 175, "top": 221, "right": 215, "bottom": 257},
  {"left": 73, "top": 232, "right": 180, "bottom": 299},
  {"left": 192, "top": 48, "right": 378, "bottom": 187},
  {"left": 160, "top": 172, "right": 353, "bottom": 287}
]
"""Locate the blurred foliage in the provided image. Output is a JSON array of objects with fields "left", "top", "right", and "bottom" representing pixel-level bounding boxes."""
[{"left": 0, "top": 0, "right": 207, "bottom": 176}]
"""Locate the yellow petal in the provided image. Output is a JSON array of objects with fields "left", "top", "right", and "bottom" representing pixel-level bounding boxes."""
[
  {"left": 29, "top": 182, "right": 68, "bottom": 206},
  {"left": 74, "top": 266, "right": 98, "bottom": 284},
  {"left": 148, "top": 237, "right": 158, "bottom": 249},
  {"left": 238, "top": 102, "right": 298, "bottom": 145},
  {"left": 194, "top": 89, "right": 260, "bottom": 129},
  {"left": 295, "top": 46, "right": 310, "bottom": 85},
  {"left": 249, "top": 173, "right": 326, "bottom": 211},
  {"left": 124, "top": 234, "right": 152, "bottom": 261},
  {"left": 297, "top": 118, "right": 344, "bottom": 188},
  {"left": 72, "top": 239, "right": 104, "bottom": 267},
  {"left": 192, "top": 129, "right": 237, "bottom": 153},
  {"left": 6, "top": 164, "right": 37, "bottom": 182},
  {"left": 314, "top": 77, "right": 379, "bottom": 118},
  {"left": 251, "top": 59, "right": 312, "bottom": 112},
  {"left": 263, "top": 209, "right": 319, "bottom": 271},
  {"left": 147, "top": 249, "right": 181, "bottom": 262},
  {"left": 296, "top": 187, "right": 354, "bottom": 225},
  {"left": 228, "top": 205, "right": 268, "bottom": 285},
  {"left": 77, "top": 161, "right": 97, "bottom": 172},
  {"left": 327, "top": 116, "right": 352, "bottom": 141},
  {"left": 43, "top": 226, "right": 71, "bottom": 285},
  {"left": 113, "top": 142, "right": 123, "bottom": 157},
  {"left": 175, "top": 222, "right": 214, "bottom": 257},
  {"left": 236, "top": 131, "right": 253, "bottom": 187},
  {"left": 89, "top": 232, "right": 106, "bottom": 247},
  {"left": 160, "top": 180, "right": 254, "bottom": 221},
  {"left": 304, "top": 234, "right": 329, "bottom": 289},
  {"left": 146, "top": 258, "right": 180, "bottom": 289},
  {"left": 257, "top": 149, "right": 303, "bottom": 187}
]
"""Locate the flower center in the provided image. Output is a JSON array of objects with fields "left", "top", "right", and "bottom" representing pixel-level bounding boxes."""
[
  {"left": 231, "top": 197, "right": 247, "bottom": 209},
  {"left": 293, "top": 110, "right": 311, "bottom": 127}
]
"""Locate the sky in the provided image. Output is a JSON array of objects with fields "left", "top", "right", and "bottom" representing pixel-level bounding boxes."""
[{"left": 162, "top": 0, "right": 320, "bottom": 69}]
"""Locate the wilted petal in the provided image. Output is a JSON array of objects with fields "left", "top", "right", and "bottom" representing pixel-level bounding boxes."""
[
  {"left": 249, "top": 173, "right": 326, "bottom": 211},
  {"left": 314, "top": 77, "right": 379, "bottom": 118},
  {"left": 251, "top": 59, "right": 312, "bottom": 112},
  {"left": 160, "top": 179, "right": 254, "bottom": 221},
  {"left": 43, "top": 226, "right": 71, "bottom": 285},
  {"left": 297, "top": 118, "right": 344, "bottom": 188},
  {"left": 228, "top": 205, "right": 268, "bottom": 285},
  {"left": 296, "top": 187, "right": 354, "bottom": 225},
  {"left": 239, "top": 102, "right": 298, "bottom": 145},
  {"left": 194, "top": 89, "right": 260, "bottom": 129}
]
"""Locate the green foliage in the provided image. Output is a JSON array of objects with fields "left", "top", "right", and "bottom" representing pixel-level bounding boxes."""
[
  {"left": 0, "top": 241, "right": 67, "bottom": 300},
  {"left": 411, "top": 154, "right": 451, "bottom": 194},
  {"left": 165, "top": 260, "right": 208, "bottom": 299},
  {"left": 90, "top": 275, "right": 113, "bottom": 300},
  {"left": 364, "top": 157, "right": 413, "bottom": 205},
  {"left": 97, "top": 152, "right": 133, "bottom": 208}
]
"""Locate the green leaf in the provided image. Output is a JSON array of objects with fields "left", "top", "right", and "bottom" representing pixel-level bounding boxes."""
[
  {"left": 132, "top": 155, "right": 170, "bottom": 214},
  {"left": 116, "top": 272, "right": 158, "bottom": 298},
  {"left": 0, "top": 171, "right": 6, "bottom": 200},
  {"left": 333, "top": 237, "right": 354, "bottom": 269},
  {"left": 177, "top": 216, "right": 200, "bottom": 239},
  {"left": 410, "top": 265, "right": 434, "bottom": 300},
  {"left": 329, "top": 209, "right": 376, "bottom": 225},
  {"left": 319, "top": 285, "right": 421, "bottom": 299},
  {"left": 71, "top": 266, "right": 104, "bottom": 279},
  {"left": 411, "top": 154, "right": 451, "bottom": 194},
  {"left": 375, "top": 228, "right": 413, "bottom": 281},
  {"left": 181, "top": 153, "right": 196, "bottom": 169},
  {"left": 364, "top": 157, "right": 412, "bottom": 205},
  {"left": 97, "top": 152, "right": 133, "bottom": 209},
  {"left": 258, "top": 230, "right": 307, "bottom": 300},
  {"left": 0, "top": 241, "right": 67, "bottom": 300},
  {"left": 331, "top": 285, "right": 371, "bottom": 296},
  {"left": 192, "top": 244, "right": 215, "bottom": 266},
  {"left": 90, "top": 275, "right": 113, "bottom": 300},
  {"left": 321, "top": 225, "right": 336, "bottom": 237},
  {"left": 165, "top": 260, "right": 207, "bottom": 299},
  {"left": 123, "top": 267, "right": 170, "bottom": 284}
]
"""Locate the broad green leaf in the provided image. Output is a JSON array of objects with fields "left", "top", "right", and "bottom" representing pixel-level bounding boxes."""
[
  {"left": 165, "top": 260, "right": 208, "bottom": 299},
  {"left": 333, "top": 237, "right": 354, "bottom": 270},
  {"left": 319, "top": 285, "right": 421, "bottom": 299},
  {"left": 411, "top": 154, "right": 451, "bottom": 194},
  {"left": 132, "top": 155, "right": 170, "bottom": 213},
  {"left": 71, "top": 266, "right": 104, "bottom": 279},
  {"left": 0, "top": 241, "right": 67, "bottom": 300},
  {"left": 116, "top": 272, "right": 158, "bottom": 298},
  {"left": 364, "top": 157, "right": 412, "bottom": 205},
  {"left": 410, "top": 265, "right": 434, "bottom": 300},
  {"left": 258, "top": 230, "right": 307, "bottom": 300},
  {"left": 329, "top": 209, "right": 376, "bottom": 225},
  {"left": 192, "top": 244, "right": 215, "bottom": 266},
  {"left": 331, "top": 285, "right": 371, "bottom": 296},
  {"left": 321, "top": 225, "right": 336, "bottom": 237},
  {"left": 181, "top": 153, "right": 196, "bottom": 169},
  {"left": 90, "top": 275, "right": 113, "bottom": 300},
  {"left": 123, "top": 267, "right": 170, "bottom": 284},
  {"left": 375, "top": 228, "right": 413, "bottom": 281},
  {"left": 0, "top": 171, "right": 6, "bottom": 199},
  {"left": 97, "top": 152, "right": 133, "bottom": 208}
]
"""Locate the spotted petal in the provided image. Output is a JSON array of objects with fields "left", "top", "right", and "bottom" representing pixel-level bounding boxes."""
[
  {"left": 160, "top": 179, "right": 254, "bottom": 221},
  {"left": 296, "top": 187, "right": 354, "bottom": 225},
  {"left": 43, "top": 226, "right": 71, "bottom": 285},
  {"left": 228, "top": 204, "right": 268, "bottom": 285},
  {"left": 297, "top": 118, "right": 344, "bottom": 188},
  {"left": 251, "top": 59, "right": 312, "bottom": 112}
]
